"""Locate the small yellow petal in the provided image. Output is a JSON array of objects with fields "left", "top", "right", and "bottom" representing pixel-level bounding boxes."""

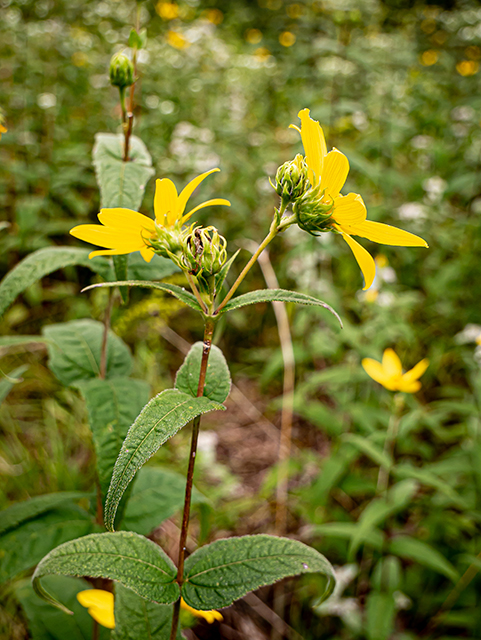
[
  {"left": 338, "top": 231, "right": 376, "bottom": 290},
  {"left": 182, "top": 198, "right": 231, "bottom": 223},
  {"left": 382, "top": 348, "right": 403, "bottom": 378},
  {"left": 397, "top": 379, "right": 422, "bottom": 393},
  {"left": 77, "top": 590, "right": 115, "bottom": 630},
  {"left": 298, "top": 108, "right": 327, "bottom": 185},
  {"left": 332, "top": 193, "right": 367, "bottom": 226},
  {"left": 345, "top": 220, "right": 428, "bottom": 247},
  {"left": 140, "top": 246, "right": 156, "bottom": 263},
  {"left": 154, "top": 178, "right": 179, "bottom": 226},
  {"left": 177, "top": 168, "right": 220, "bottom": 217},
  {"left": 97, "top": 208, "right": 156, "bottom": 233},
  {"left": 321, "top": 148, "right": 349, "bottom": 199},
  {"left": 401, "top": 359, "right": 429, "bottom": 385},
  {"left": 180, "top": 598, "right": 223, "bottom": 623},
  {"left": 362, "top": 358, "right": 390, "bottom": 386}
]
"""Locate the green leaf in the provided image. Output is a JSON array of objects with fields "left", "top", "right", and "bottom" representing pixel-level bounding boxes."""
[
  {"left": 83, "top": 281, "right": 202, "bottom": 313},
  {"left": 104, "top": 390, "right": 224, "bottom": 531},
  {"left": 0, "top": 364, "right": 28, "bottom": 404},
  {"left": 43, "top": 319, "right": 132, "bottom": 386},
  {"left": 1, "top": 507, "right": 94, "bottom": 584},
  {"left": 214, "top": 249, "right": 240, "bottom": 293},
  {"left": 0, "top": 335, "right": 48, "bottom": 348},
  {"left": 392, "top": 463, "right": 465, "bottom": 506},
  {"left": 121, "top": 466, "right": 208, "bottom": 536},
  {"left": 32, "top": 532, "right": 179, "bottom": 613},
  {"left": 0, "top": 247, "right": 111, "bottom": 317},
  {"left": 16, "top": 576, "right": 110, "bottom": 640},
  {"left": 76, "top": 377, "right": 150, "bottom": 503},
  {"left": 127, "top": 28, "right": 147, "bottom": 50},
  {"left": 343, "top": 434, "right": 393, "bottom": 469},
  {"left": 92, "top": 133, "right": 154, "bottom": 211},
  {"left": 310, "top": 523, "right": 384, "bottom": 551},
  {"left": 388, "top": 535, "right": 459, "bottom": 582},
  {"left": 127, "top": 253, "right": 179, "bottom": 281},
  {"left": 175, "top": 342, "right": 231, "bottom": 403},
  {"left": 113, "top": 583, "right": 182, "bottom": 640},
  {"left": 366, "top": 592, "right": 396, "bottom": 640},
  {"left": 348, "top": 480, "right": 418, "bottom": 559},
  {"left": 0, "top": 492, "right": 89, "bottom": 537},
  {"left": 219, "top": 289, "right": 342, "bottom": 327},
  {"left": 114, "top": 255, "right": 129, "bottom": 304},
  {"left": 182, "top": 534, "right": 335, "bottom": 610}
]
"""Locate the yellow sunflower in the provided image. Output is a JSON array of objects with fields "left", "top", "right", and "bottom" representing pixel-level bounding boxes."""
[
  {"left": 362, "top": 348, "right": 429, "bottom": 393},
  {"left": 291, "top": 109, "right": 428, "bottom": 289},
  {"left": 70, "top": 168, "right": 230, "bottom": 263}
]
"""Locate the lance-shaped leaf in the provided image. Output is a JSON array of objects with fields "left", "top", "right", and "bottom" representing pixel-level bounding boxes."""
[
  {"left": 388, "top": 535, "right": 459, "bottom": 582},
  {"left": 0, "top": 247, "right": 111, "bottom": 317},
  {"left": 121, "top": 466, "right": 209, "bottom": 536},
  {"left": 218, "top": 289, "right": 342, "bottom": 326},
  {"left": 175, "top": 342, "right": 231, "bottom": 403},
  {"left": 83, "top": 281, "right": 203, "bottom": 313},
  {"left": 0, "top": 492, "right": 89, "bottom": 537},
  {"left": 127, "top": 252, "right": 179, "bottom": 281},
  {"left": 182, "top": 534, "right": 335, "bottom": 610},
  {"left": 104, "top": 390, "right": 224, "bottom": 531},
  {"left": 42, "top": 319, "right": 132, "bottom": 386},
  {"left": 1, "top": 506, "right": 94, "bottom": 584},
  {"left": 76, "top": 377, "right": 150, "bottom": 503},
  {"left": 32, "top": 532, "right": 179, "bottom": 614},
  {"left": 113, "top": 583, "right": 183, "bottom": 640}
]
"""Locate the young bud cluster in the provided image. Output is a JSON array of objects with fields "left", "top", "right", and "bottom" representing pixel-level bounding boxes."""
[
  {"left": 293, "top": 185, "right": 335, "bottom": 235},
  {"left": 181, "top": 226, "right": 227, "bottom": 276},
  {"left": 109, "top": 52, "right": 134, "bottom": 89},
  {"left": 271, "top": 154, "right": 310, "bottom": 206}
]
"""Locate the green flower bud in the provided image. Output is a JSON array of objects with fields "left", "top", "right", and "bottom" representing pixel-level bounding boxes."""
[
  {"left": 293, "top": 185, "right": 335, "bottom": 235},
  {"left": 271, "top": 154, "right": 310, "bottom": 206},
  {"left": 109, "top": 52, "right": 134, "bottom": 89},
  {"left": 148, "top": 222, "right": 184, "bottom": 268},
  {"left": 182, "top": 226, "right": 227, "bottom": 276}
]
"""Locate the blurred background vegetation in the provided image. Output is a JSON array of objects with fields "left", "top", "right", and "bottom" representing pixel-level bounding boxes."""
[{"left": 1, "top": 0, "right": 481, "bottom": 637}]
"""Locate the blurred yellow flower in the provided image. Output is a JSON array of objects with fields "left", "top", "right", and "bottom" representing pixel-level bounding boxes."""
[
  {"left": 0, "top": 123, "right": 6, "bottom": 140},
  {"left": 77, "top": 589, "right": 115, "bottom": 629},
  {"left": 70, "top": 168, "right": 230, "bottom": 262},
  {"left": 156, "top": 1, "right": 179, "bottom": 20},
  {"left": 246, "top": 28, "right": 262, "bottom": 44},
  {"left": 456, "top": 60, "right": 479, "bottom": 76},
  {"left": 362, "top": 348, "right": 429, "bottom": 393},
  {"left": 420, "top": 50, "right": 439, "bottom": 66},
  {"left": 181, "top": 598, "right": 223, "bottom": 623},
  {"left": 279, "top": 31, "right": 296, "bottom": 47},
  {"left": 291, "top": 109, "right": 428, "bottom": 290},
  {"left": 476, "top": 333, "right": 481, "bottom": 346},
  {"left": 167, "top": 30, "right": 189, "bottom": 49},
  {"left": 205, "top": 8, "right": 223, "bottom": 24}
]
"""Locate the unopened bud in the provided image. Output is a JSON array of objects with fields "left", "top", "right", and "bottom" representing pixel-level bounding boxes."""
[
  {"left": 272, "top": 154, "right": 310, "bottom": 206},
  {"left": 182, "top": 226, "right": 227, "bottom": 276},
  {"left": 109, "top": 52, "right": 134, "bottom": 89},
  {"left": 293, "top": 186, "right": 335, "bottom": 234}
]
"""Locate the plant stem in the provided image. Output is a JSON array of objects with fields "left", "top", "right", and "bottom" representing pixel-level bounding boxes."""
[
  {"left": 186, "top": 272, "right": 208, "bottom": 314},
  {"left": 92, "top": 619, "right": 99, "bottom": 640},
  {"left": 169, "top": 318, "right": 215, "bottom": 640},
  {"left": 216, "top": 215, "right": 280, "bottom": 313},
  {"left": 376, "top": 395, "right": 403, "bottom": 495}
]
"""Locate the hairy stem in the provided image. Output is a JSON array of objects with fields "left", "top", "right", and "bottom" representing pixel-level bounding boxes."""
[
  {"left": 376, "top": 395, "right": 403, "bottom": 495},
  {"left": 216, "top": 215, "right": 280, "bottom": 313},
  {"left": 169, "top": 318, "right": 215, "bottom": 640}
]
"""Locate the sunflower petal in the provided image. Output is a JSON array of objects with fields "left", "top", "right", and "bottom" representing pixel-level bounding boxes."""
[
  {"left": 332, "top": 193, "right": 367, "bottom": 226},
  {"left": 182, "top": 198, "right": 231, "bottom": 223},
  {"left": 77, "top": 590, "right": 115, "bottom": 629},
  {"left": 177, "top": 168, "right": 220, "bottom": 217},
  {"left": 298, "top": 108, "right": 327, "bottom": 185},
  {"left": 401, "top": 359, "right": 429, "bottom": 385},
  {"left": 397, "top": 379, "right": 422, "bottom": 393},
  {"left": 338, "top": 230, "right": 376, "bottom": 290},
  {"left": 97, "top": 208, "right": 156, "bottom": 233},
  {"left": 140, "top": 246, "right": 156, "bottom": 263},
  {"left": 346, "top": 220, "right": 428, "bottom": 247},
  {"left": 362, "top": 358, "right": 391, "bottom": 386},
  {"left": 382, "top": 348, "right": 403, "bottom": 378},
  {"left": 70, "top": 225, "right": 145, "bottom": 250},
  {"left": 154, "top": 178, "right": 178, "bottom": 226},
  {"left": 321, "top": 148, "right": 349, "bottom": 199},
  {"left": 180, "top": 598, "right": 223, "bottom": 623}
]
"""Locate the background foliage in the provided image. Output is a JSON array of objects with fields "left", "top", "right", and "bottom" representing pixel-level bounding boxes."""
[{"left": 1, "top": 0, "right": 481, "bottom": 637}]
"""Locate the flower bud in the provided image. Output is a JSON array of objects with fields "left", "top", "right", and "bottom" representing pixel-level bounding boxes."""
[
  {"left": 271, "top": 154, "right": 310, "bottom": 206},
  {"left": 182, "top": 226, "right": 227, "bottom": 276},
  {"left": 109, "top": 52, "right": 134, "bottom": 89},
  {"left": 293, "top": 186, "right": 335, "bottom": 234}
]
